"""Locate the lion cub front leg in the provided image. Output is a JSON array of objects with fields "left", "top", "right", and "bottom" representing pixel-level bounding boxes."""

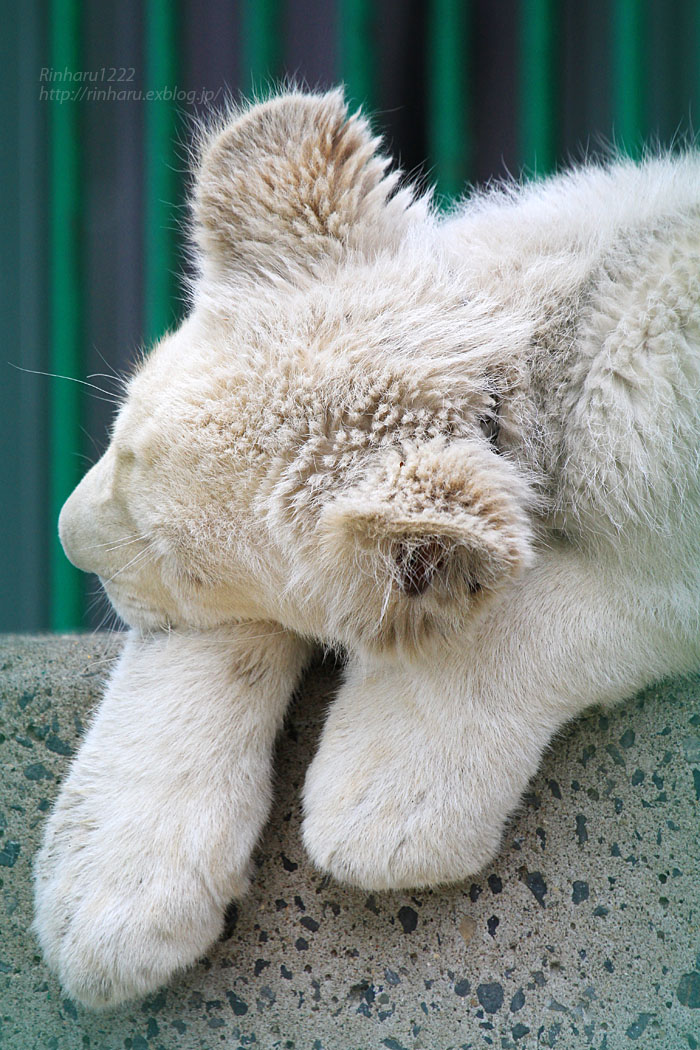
[
  {"left": 34, "top": 624, "right": 309, "bottom": 1008},
  {"left": 303, "top": 545, "right": 692, "bottom": 889},
  {"left": 302, "top": 649, "right": 550, "bottom": 890}
]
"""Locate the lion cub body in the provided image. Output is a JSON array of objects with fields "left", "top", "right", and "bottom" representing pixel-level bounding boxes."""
[{"left": 35, "top": 91, "right": 700, "bottom": 1007}]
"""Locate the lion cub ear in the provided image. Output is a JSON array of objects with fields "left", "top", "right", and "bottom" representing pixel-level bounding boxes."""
[
  {"left": 319, "top": 441, "right": 536, "bottom": 603},
  {"left": 192, "top": 89, "right": 422, "bottom": 282}
]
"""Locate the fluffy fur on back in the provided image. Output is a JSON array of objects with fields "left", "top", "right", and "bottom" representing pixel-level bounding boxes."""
[{"left": 34, "top": 88, "right": 700, "bottom": 1007}]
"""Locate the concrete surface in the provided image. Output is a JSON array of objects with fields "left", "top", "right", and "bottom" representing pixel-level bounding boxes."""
[{"left": 0, "top": 634, "right": 698, "bottom": 1050}]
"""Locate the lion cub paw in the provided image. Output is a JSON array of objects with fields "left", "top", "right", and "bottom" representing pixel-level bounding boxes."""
[
  {"left": 302, "top": 748, "right": 503, "bottom": 891},
  {"left": 33, "top": 784, "right": 246, "bottom": 1008}
]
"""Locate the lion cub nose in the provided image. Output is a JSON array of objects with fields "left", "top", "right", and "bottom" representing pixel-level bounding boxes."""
[
  {"left": 58, "top": 481, "right": 96, "bottom": 573},
  {"left": 58, "top": 452, "right": 123, "bottom": 575}
]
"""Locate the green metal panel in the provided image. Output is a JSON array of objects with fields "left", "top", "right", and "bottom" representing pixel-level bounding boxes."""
[
  {"left": 242, "top": 0, "right": 283, "bottom": 92},
  {"left": 1, "top": 1, "right": 23, "bottom": 630},
  {"left": 49, "top": 0, "right": 84, "bottom": 631},
  {"left": 144, "top": 0, "right": 181, "bottom": 347},
  {"left": 427, "top": 0, "right": 471, "bottom": 202},
  {"left": 696, "top": 1, "right": 700, "bottom": 128},
  {"left": 18, "top": 0, "right": 49, "bottom": 629},
  {"left": 519, "top": 0, "right": 558, "bottom": 175},
  {"left": 338, "top": 0, "right": 377, "bottom": 109},
  {"left": 0, "top": 0, "right": 49, "bottom": 631},
  {"left": 612, "top": 0, "right": 645, "bottom": 156}
]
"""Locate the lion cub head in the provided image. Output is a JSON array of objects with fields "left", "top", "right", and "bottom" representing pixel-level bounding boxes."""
[{"left": 59, "top": 90, "right": 536, "bottom": 654}]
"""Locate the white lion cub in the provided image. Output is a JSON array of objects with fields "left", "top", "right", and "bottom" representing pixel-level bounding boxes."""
[{"left": 34, "top": 89, "right": 700, "bottom": 1008}]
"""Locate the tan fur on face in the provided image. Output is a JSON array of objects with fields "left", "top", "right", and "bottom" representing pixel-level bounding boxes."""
[{"left": 60, "top": 219, "right": 535, "bottom": 649}]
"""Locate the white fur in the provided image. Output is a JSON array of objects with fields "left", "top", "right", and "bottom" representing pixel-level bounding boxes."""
[
  {"left": 33, "top": 625, "right": 310, "bottom": 1006},
  {"left": 35, "top": 88, "right": 700, "bottom": 1006}
]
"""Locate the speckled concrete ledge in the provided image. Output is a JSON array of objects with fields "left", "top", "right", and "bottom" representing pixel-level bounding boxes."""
[{"left": 0, "top": 635, "right": 698, "bottom": 1050}]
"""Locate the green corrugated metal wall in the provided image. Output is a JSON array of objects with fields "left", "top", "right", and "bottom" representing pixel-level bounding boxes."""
[
  {"left": 3, "top": 0, "right": 700, "bottom": 631},
  {"left": 48, "top": 0, "right": 83, "bottom": 631}
]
